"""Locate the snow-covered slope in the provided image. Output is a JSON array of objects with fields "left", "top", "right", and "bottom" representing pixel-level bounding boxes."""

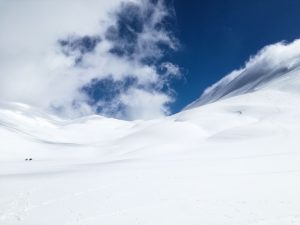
[
  {"left": 2, "top": 41, "right": 300, "bottom": 225},
  {"left": 186, "top": 40, "right": 300, "bottom": 109}
]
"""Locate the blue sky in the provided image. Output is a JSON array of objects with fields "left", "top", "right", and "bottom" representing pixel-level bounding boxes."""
[
  {"left": 1, "top": 0, "right": 300, "bottom": 120},
  {"left": 170, "top": 0, "right": 300, "bottom": 112}
]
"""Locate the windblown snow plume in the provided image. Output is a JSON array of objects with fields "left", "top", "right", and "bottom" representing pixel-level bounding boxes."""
[
  {"left": 187, "top": 39, "right": 300, "bottom": 109},
  {"left": 0, "top": 0, "right": 180, "bottom": 120}
]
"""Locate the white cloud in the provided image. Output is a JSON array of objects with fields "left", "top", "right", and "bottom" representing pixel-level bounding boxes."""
[
  {"left": 0, "top": 0, "right": 180, "bottom": 120},
  {"left": 120, "top": 89, "right": 172, "bottom": 120}
]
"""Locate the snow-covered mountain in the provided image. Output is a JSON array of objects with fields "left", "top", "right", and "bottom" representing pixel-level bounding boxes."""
[
  {"left": 2, "top": 41, "right": 300, "bottom": 225},
  {"left": 186, "top": 40, "right": 300, "bottom": 109}
]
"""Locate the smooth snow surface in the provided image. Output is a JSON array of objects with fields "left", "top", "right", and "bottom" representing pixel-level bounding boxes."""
[{"left": 2, "top": 71, "right": 300, "bottom": 224}]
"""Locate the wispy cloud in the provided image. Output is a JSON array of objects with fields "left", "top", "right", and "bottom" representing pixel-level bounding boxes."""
[{"left": 0, "top": 0, "right": 181, "bottom": 120}]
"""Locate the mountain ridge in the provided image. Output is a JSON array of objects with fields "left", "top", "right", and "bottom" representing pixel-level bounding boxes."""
[{"left": 185, "top": 40, "right": 300, "bottom": 110}]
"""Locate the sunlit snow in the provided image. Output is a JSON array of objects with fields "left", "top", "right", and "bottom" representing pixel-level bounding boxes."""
[{"left": 2, "top": 65, "right": 300, "bottom": 224}]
